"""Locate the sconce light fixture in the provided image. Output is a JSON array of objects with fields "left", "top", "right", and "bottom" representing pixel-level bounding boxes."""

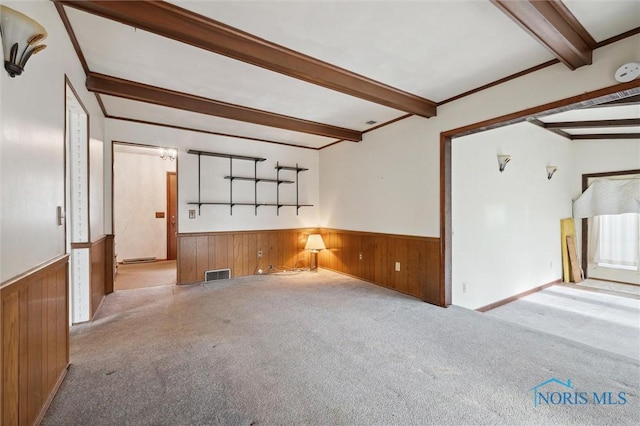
[
  {"left": 1, "top": 5, "right": 48, "bottom": 78},
  {"left": 497, "top": 154, "right": 511, "bottom": 173},
  {"left": 546, "top": 165, "right": 558, "bottom": 180},
  {"left": 304, "top": 234, "right": 326, "bottom": 271},
  {"left": 160, "top": 148, "right": 177, "bottom": 161}
]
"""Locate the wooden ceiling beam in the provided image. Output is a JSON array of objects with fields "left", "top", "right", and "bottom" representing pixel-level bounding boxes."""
[
  {"left": 544, "top": 118, "right": 640, "bottom": 129},
  {"left": 527, "top": 118, "right": 571, "bottom": 139},
  {"left": 592, "top": 94, "right": 640, "bottom": 108},
  {"left": 57, "top": 0, "right": 437, "bottom": 118},
  {"left": 491, "top": 0, "right": 596, "bottom": 70},
  {"left": 571, "top": 133, "right": 640, "bottom": 140},
  {"left": 87, "top": 73, "right": 362, "bottom": 142}
]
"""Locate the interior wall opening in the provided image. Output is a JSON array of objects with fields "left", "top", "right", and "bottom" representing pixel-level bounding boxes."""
[
  {"left": 442, "top": 85, "right": 640, "bottom": 309},
  {"left": 112, "top": 142, "right": 178, "bottom": 290}
]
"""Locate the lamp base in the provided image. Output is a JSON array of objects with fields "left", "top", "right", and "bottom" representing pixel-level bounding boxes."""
[{"left": 309, "top": 250, "right": 319, "bottom": 271}]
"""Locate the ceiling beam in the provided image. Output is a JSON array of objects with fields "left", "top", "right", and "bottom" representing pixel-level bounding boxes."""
[
  {"left": 87, "top": 73, "right": 362, "bottom": 142},
  {"left": 57, "top": 0, "right": 437, "bottom": 118},
  {"left": 571, "top": 133, "right": 640, "bottom": 140},
  {"left": 491, "top": 0, "right": 596, "bottom": 70},
  {"left": 592, "top": 94, "right": 640, "bottom": 108},
  {"left": 544, "top": 118, "right": 640, "bottom": 129},
  {"left": 527, "top": 118, "right": 571, "bottom": 139}
]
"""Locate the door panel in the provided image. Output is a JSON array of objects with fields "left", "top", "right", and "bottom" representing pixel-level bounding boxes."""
[{"left": 167, "top": 172, "right": 178, "bottom": 260}]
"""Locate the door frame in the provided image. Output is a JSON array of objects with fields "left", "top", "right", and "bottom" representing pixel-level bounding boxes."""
[
  {"left": 166, "top": 171, "right": 178, "bottom": 260},
  {"left": 110, "top": 140, "right": 178, "bottom": 263}
]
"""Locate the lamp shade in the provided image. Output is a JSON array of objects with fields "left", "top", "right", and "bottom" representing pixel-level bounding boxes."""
[
  {"left": 304, "top": 234, "right": 326, "bottom": 251},
  {"left": 1, "top": 5, "right": 48, "bottom": 77}
]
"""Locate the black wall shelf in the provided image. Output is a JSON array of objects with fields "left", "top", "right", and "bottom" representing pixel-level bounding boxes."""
[
  {"left": 187, "top": 150, "right": 312, "bottom": 216},
  {"left": 224, "top": 176, "right": 294, "bottom": 184}
]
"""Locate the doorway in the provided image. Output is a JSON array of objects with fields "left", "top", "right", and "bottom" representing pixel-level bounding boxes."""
[{"left": 112, "top": 142, "right": 178, "bottom": 290}]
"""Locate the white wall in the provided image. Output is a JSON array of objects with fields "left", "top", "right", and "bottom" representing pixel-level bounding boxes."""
[
  {"left": 320, "top": 35, "right": 640, "bottom": 237},
  {"left": 452, "top": 123, "right": 572, "bottom": 309},
  {"left": 105, "top": 119, "right": 320, "bottom": 234},
  {"left": 114, "top": 148, "right": 176, "bottom": 261},
  {"left": 0, "top": 0, "right": 104, "bottom": 282},
  {"left": 320, "top": 116, "right": 439, "bottom": 235}
]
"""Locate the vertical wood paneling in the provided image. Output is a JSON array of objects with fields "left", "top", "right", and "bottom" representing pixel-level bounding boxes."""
[
  {"left": 18, "top": 286, "right": 28, "bottom": 424},
  {"left": 2, "top": 291, "right": 19, "bottom": 425},
  {"left": 46, "top": 272, "right": 57, "bottom": 392},
  {"left": 1, "top": 255, "right": 69, "bottom": 426},
  {"left": 90, "top": 238, "right": 106, "bottom": 319},
  {"left": 320, "top": 229, "right": 441, "bottom": 305},
  {"left": 176, "top": 229, "right": 440, "bottom": 304},
  {"left": 178, "top": 236, "right": 197, "bottom": 283},
  {"left": 27, "top": 279, "right": 43, "bottom": 421},
  {"left": 424, "top": 240, "right": 441, "bottom": 304},
  {"left": 104, "top": 235, "right": 115, "bottom": 294},
  {"left": 196, "top": 236, "right": 209, "bottom": 281},
  {"left": 178, "top": 229, "right": 318, "bottom": 283},
  {"left": 233, "top": 235, "right": 244, "bottom": 276},
  {"left": 245, "top": 233, "right": 257, "bottom": 275}
]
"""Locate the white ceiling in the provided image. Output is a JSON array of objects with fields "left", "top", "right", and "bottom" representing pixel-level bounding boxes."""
[{"left": 61, "top": 1, "right": 640, "bottom": 150}]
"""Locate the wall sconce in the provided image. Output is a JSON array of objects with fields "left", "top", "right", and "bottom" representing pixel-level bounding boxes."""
[
  {"left": 304, "top": 234, "right": 326, "bottom": 271},
  {"left": 546, "top": 165, "right": 558, "bottom": 180},
  {"left": 497, "top": 154, "right": 511, "bottom": 173},
  {"left": 1, "top": 6, "right": 48, "bottom": 78},
  {"left": 160, "top": 148, "right": 177, "bottom": 161}
]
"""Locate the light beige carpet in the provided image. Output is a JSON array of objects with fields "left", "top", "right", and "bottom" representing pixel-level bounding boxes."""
[
  {"left": 114, "top": 260, "right": 177, "bottom": 291},
  {"left": 43, "top": 270, "right": 639, "bottom": 425}
]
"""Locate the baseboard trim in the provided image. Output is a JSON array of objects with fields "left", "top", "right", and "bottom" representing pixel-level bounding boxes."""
[
  {"left": 476, "top": 279, "right": 562, "bottom": 312},
  {"left": 320, "top": 267, "right": 427, "bottom": 303},
  {"left": 34, "top": 363, "right": 69, "bottom": 426}
]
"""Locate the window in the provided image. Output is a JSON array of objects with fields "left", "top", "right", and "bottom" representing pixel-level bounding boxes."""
[{"left": 594, "top": 213, "right": 640, "bottom": 271}]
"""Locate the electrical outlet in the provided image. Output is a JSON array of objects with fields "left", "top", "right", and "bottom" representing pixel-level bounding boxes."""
[
  {"left": 462, "top": 282, "right": 467, "bottom": 293},
  {"left": 188, "top": 209, "right": 196, "bottom": 219},
  {"left": 358, "top": 252, "right": 363, "bottom": 261},
  {"left": 550, "top": 261, "right": 553, "bottom": 269},
  {"left": 395, "top": 262, "right": 401, "bottom": 272},
  {"left": 258, "top": 250, "right": 263, "bottom": 258}
]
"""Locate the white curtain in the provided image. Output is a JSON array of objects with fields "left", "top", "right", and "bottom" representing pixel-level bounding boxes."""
[{"left": 593, "top": 213, "right": 640, "bottom": 269}]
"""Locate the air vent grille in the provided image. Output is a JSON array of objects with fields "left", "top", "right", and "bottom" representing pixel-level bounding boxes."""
[{"left": 204, "top": 268, "right": 231, "bottom": 282}]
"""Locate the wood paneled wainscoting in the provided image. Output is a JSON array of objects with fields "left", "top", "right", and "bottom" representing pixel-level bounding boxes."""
[
  {"left": 1, "top": 255, "right": 69, "bottom": 426},
  {"left": 90, "top": 237, "right": 107, "bottom": 319},
  {"left": 177, "top": 228, "right": 441, "bottom": 306},
  {"left": 177, "top": 228, "right": 319, "bottom": 284},
  {"left": 319, "top": 229, "right": 441, "bottom": 305}
]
